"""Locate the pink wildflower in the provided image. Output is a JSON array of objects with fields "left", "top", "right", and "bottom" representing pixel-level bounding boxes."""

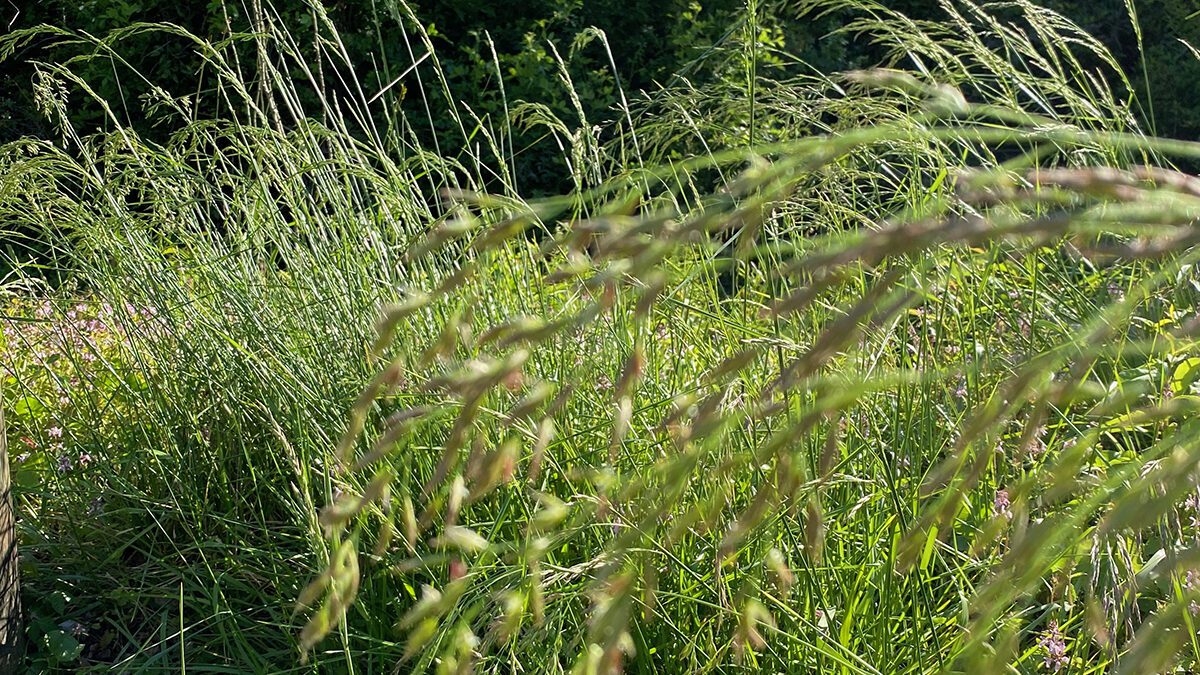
[
  {"left": 1038, "top": 620, "right": 1067, "bottom": 671},
  {"left": 994, "top": 489, "right": 1011, "bottom": 518}
]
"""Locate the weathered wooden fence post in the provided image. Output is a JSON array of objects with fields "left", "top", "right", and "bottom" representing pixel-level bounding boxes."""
[{"left": 0, "top": 383, "right": 21, "bottom": 672}]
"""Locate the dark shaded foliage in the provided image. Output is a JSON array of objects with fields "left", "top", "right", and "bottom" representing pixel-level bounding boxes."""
[{"left": 1, "top": 0, "right": 1198, "bottom": 191}]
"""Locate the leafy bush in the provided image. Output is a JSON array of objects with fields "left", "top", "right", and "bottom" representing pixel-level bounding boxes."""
[{"left": 9, "top": 1, "right": 1195, "bottom": 194}]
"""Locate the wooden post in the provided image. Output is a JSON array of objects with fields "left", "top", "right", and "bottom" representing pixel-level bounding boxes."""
[{"left": 0, "top": 383, "right": 21, "bottom": 672}]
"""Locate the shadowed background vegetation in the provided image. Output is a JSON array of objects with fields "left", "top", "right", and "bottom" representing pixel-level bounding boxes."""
[{"left": 5, "top": 1, "right": 1199, "bottom": 189}]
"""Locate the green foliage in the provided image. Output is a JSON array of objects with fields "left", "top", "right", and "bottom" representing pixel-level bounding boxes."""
[
  {"left": 5, "top": 0, "right": 1200, "bottom": 672},
  {"left": 18, "top": 0, "right": 1196, "bottom": 194},
  {"left": 3, "top": 0, "right": 760, "bottom": 195},
  {"left": 26, "top": 591, "right": 86, "bottom": 672},
  {"left": 1041, "top": 0, "right": 1200, "bottom": 139}
]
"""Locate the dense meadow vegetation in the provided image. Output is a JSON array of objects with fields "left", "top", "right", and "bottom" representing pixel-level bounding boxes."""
[{"left": 4, "top": 0, "right": 1200, "bottom": 672}]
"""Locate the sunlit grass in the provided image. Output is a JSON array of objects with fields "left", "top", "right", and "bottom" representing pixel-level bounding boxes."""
[{"left": 3, "top": 1, "right": 1200, "bottom": 672}]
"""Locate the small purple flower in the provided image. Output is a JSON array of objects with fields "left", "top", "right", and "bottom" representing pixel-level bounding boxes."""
[
  {"left": 56, "top": 455, "right": 73, "bottom": 473},
  {"left": 994, "top": 489, "right": 1011, "bottom": 518},
  {"left": 15, "top": 453, "right": 28, "bottom": 464},
  {"left": 1025, "top": 426, "right": 1047, "bottom": 459},
  {"left": 77, "top": 453, "right": 92, "bottom": 468},
  {"left": 1107, "top": 283, "right": 1125, "bottom": 302},
  {"left": 1038, "top": 620, "right": 1068, "bottom": 671},
  {"left": 88, "top": 497, "right": 104, "bottom": 517},
  {"left": 954, "top": 378, "right": 967, "bottom": 401},
  {"left": 47, "top": 426, "right": 63, "bottom": 439},
  {"left": 1184, "top": 569, "right": 1200, "bottom": 615},
  {"left": 1184, "top": 492, "right": 1200, "bottom": 530}
]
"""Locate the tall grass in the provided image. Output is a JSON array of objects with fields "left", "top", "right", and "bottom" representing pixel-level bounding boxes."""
[{"left": 3, "top": 0, "right": 1200, "bottom": 672}]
